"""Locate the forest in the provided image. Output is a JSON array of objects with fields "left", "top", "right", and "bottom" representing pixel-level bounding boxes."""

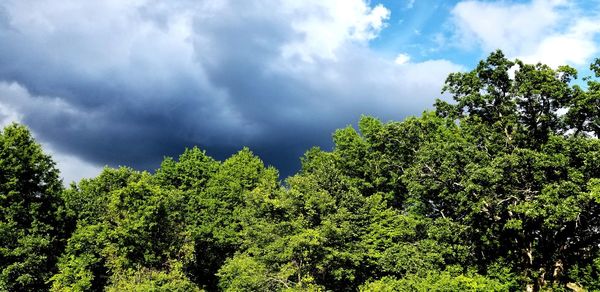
[{"left": 1, "top": 51, "right": 599, "bottom": 291}]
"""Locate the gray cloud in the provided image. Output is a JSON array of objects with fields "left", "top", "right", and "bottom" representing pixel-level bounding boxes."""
[{"left": 0, "top": 0, "right": 461, "bottom": 179}]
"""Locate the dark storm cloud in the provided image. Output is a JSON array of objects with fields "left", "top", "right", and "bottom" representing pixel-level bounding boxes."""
[{"left": 0, "top": 0, "right": 461, "bottom": 178}]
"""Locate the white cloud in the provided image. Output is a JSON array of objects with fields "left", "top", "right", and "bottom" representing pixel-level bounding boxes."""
[
  {"left": 0, "top": 101, "right": 21, "bottom": 128},
  {"left": 518, "top": 19, "right": 600, "bottom": 67},
  {"left": 394, "top": 53, "right": 411, "bottom": 65},
  {"left": 281, "top": 0, "right": 390, "bottom": 62},
  {"left": 451, "top": 0, "right": 600, "bottom": 67},
  {"left": 42, "top": 142, "right": 103, "bottom": 184}
]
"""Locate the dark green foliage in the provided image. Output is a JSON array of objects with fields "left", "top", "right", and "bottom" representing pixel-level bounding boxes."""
[
  {"left": 0, "top": 124, "right": 67, "bottom": 291},
  {"left": 2, "top": 51, "right": 600, "bottom": 291},
  {"left": 565, "top": 60, "right": 600, "bottom": 137}
]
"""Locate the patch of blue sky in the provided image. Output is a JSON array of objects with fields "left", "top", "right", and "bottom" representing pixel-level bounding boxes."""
[
  {"left": 369, "top": 0, "right": 477, "bottom": 66},
  {"left": 368, "top": 0, "right": 600, "bottom": 75}
]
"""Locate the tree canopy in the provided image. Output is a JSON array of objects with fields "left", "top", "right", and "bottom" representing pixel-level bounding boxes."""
[{"left": 1, "top": 51, "right": 599, "bottom": 291}]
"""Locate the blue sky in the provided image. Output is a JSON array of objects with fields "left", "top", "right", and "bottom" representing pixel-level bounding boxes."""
[
  {"left": 0, "top": 0, "right": 599, "bottom": 182},
  {"left": 375, "top": 0, "right": 600, "bottom": 68},
  {"left": 371, "top": 0, "right": 463, "bottom": 62}
]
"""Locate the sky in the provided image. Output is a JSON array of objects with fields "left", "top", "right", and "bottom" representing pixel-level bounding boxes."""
[{"left": 1, "top": 0, "right": 599, "bottom": 183}]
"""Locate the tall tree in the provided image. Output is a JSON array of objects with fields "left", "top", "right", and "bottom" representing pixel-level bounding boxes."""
[{"left": 0, "top": 124, "right": 67, "bottom": 291}]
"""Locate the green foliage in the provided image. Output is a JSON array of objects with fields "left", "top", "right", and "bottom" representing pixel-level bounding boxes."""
[
  {"left": 107, "top": 264, "right": 202, "bottom": 292},
  {"left": 51, "top": 173, "right": 192, "bottom": 291},
  {"left": 62, "top": 166, "right": 142, "bottom": 225},
  {"left": 568, "top": 251, "right": 600, "bottom": 291},
  {"left": 0, "top": 124, "right": 67, "bottom": 291},
  {"left": 359, "top": 271, "right": 510, "bottom": 292},
  {"left": 182, "top": 148, "right": 279, "bottom": 289},
  {"left": 154, "top": 147, "right": 218, "bottom": 190},
  {"left": 565, "top": 59, "right": 600, "bottom": 137},
  {"left": 217, "top": 254, "right": 276, "bottom": 291},
  {"left": 3, "top": 51, "right": 600, "bottom": 291}
]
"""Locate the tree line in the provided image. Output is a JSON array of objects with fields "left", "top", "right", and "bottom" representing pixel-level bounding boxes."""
[{"left": 1, "top": 51, "right": 599, "bottom": 291}]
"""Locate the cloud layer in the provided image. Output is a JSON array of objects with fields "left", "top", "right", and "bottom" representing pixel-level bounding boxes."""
[
  {"left": 451, "top": 0, "right": 600, "bottom": 67},
  {"left": 0, "top": 0, "right": 462, "bottom": 181}
]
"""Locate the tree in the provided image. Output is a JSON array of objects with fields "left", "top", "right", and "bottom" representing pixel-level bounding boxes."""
[
  {"left": 154, "top": 147, "right": 218, "bottom": 191},
  {"left": 359, "top": 271, "right": 511, "bottom": 292},
  {"left": 0, "top": 124, "right": 67, "bottom": 291},
  {"left": 106, "top": 264, "right": 201, "bottom": 292},
  {"left": 436, "top": 50, "right": 579, "bottom": 148},
  {"left": 565, "top": 59, "right": 600, "bottom": 137},
  {"left": 430, "top": 51, "right": 600, "bottom": 290},
  {"left": 4, "top": 50, "right": 600, "bottom": 291},
  {"left": 184, "top": 148, "right": 278, "bottom": 289},
  {"left": 51, "top": 173, "right": 192, "bottom": 291}
]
